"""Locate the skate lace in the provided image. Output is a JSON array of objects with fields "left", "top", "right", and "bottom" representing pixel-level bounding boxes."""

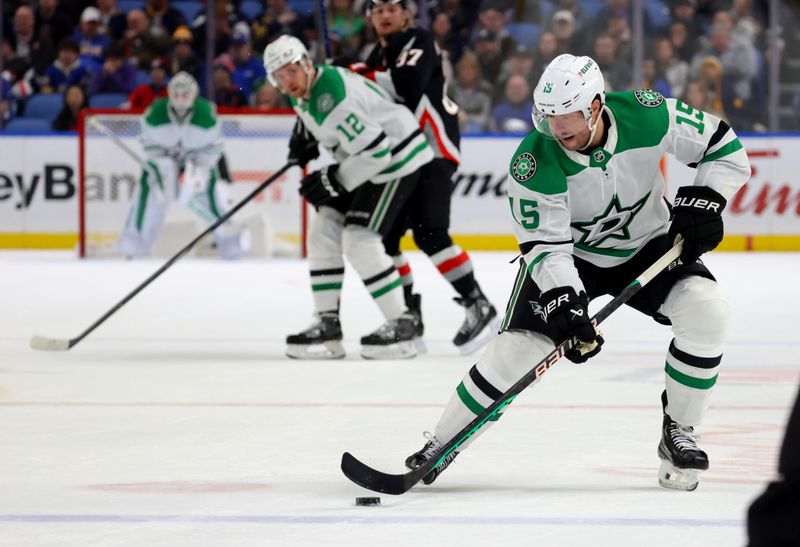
[
  {"left": 670, "top": 424, "right": 700, "bottom": 452},
  {"left": 420, "top": 431, "right": 457, "bottom": 470}
]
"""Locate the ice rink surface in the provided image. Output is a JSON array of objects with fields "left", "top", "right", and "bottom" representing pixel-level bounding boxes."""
[{"left": 1, "top": 250, "right": 797, "bottom": 547}]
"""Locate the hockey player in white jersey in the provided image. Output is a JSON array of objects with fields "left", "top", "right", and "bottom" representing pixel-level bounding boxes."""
[
  {"left": 117, "top": 72, "right": 249, "bottom": 259},
  {"left": 263, "top": 35, "right": 434, "bottom": 359},
  {"left": 405, "top": 54, "right": 750, "bottom": 491}
]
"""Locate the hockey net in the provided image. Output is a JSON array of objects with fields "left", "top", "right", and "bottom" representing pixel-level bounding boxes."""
[{"left": 78, "top": 107, "right": 308, "bottom": 258}]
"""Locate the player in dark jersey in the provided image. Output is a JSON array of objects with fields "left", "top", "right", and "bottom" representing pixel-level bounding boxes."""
[{"left": 350, "top": 0, "right": 499, "bottom": 355}]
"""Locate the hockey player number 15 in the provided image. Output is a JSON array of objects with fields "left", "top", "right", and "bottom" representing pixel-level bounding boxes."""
[
  {"left": 336, "top": 113, "right": 365, "bottom": 142},
  {"left": 675, "top": 101, "right": 705, "bottom": 134},
  {"left": 510, "top": 197, "right": 539, "bottom": 229}
]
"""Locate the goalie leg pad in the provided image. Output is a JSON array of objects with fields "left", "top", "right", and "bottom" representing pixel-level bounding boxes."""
[
  {"left": 659, "top": 276, "right": 729, "bottom": 426},
  {"left": 117, "top": 162, "right": 173, "bottom": 257},
  {"left": 434, "top": 329, "right": 554, "bottom": 451}
]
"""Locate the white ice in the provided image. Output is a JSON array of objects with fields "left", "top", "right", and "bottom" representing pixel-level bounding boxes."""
[{"left": 1, "top": 250, "right": 797, "bottom": 547}]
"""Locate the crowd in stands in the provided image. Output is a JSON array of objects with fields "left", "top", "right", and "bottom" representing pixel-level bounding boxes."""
[{"left": 0, "top": 0, "right": 787, "bottom": 133}]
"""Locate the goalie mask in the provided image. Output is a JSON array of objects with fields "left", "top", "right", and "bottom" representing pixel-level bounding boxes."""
[
  {"left": 532, "top": 54, "right": 605, "bottom": 150},
  {"left": 168, "top": 71, "right": 199, "bottom": 119},
  {"left": 263, "top": 35, "right": 314, "bottom": 96}
]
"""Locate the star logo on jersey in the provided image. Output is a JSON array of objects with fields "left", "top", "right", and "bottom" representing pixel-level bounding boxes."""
[
  {"left": 512, "top": 153, "right": 536, "bottom": 182},
  {"left": 571, "top": 192, "right": 651, "bottom": 247},
  {"left": 634, "top": 89, "right": 664, "bottom": 108},
  {"left": 317, "top": 93, "right": 335, "bottom": 113}
]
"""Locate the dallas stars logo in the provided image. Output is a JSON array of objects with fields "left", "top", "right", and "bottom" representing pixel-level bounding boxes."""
[
  {"left": 530, "top": 301, "right": 546, "bottom": 321},
  {"left": 512, "top": 152, "right": 536, "bottom": 182},
  {"left": 634, "top": 89, "right": 664, "bottom": 108},
  {"left": 572, "top": 192, "right": 651, "bottom": 247}
]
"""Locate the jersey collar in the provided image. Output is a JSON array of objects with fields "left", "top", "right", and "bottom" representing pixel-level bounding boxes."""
[{"left": 557, "top": 105, "right": 619, "bottom": 167}]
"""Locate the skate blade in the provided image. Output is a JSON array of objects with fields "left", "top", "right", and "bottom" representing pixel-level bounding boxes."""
[
  {"left": 658, "top": 459, "right": 702, "bottom": 491},
  {"left": 455, "top": 315, "right": 502, "bottom": 356},
  {"left": 361, "top": 340, "right": 417, "bottom": 360},
  {"left": 286, "top": 341, "right": 345, "bottom": 360}
]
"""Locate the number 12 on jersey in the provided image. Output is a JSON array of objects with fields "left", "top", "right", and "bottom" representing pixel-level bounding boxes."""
[{"left": 336, "top": 113, "right": 365, "bottom": 142}]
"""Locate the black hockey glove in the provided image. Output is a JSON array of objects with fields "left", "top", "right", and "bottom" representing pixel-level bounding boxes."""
[
  {"left": 540, "top": 286, "right": 604, "bottom": 364},
  {"left": 288, "top": 118, "right": 320, "bottom": 168},
  {"left": 299, "top": 165, "right": 345, "bottom": 208},
  {"left": 668, "top": 186, "right": 727, "bottom": 264}
]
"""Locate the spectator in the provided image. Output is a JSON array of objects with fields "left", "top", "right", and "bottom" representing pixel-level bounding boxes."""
[
  {"left": 606, "top": 14, "right": 632, "bottom": 62},
  {"left": 145, "top": 0, "right": 187, "bottom": 39},
  {"left": 431, "top": 10, "right": 464, "bottom": 64},
  {"left": 170, "top": 26, "right": 202, "bottom": 83},
  {"left": 128, "top": 56, "right": 169, "bottom": 110},
  {"left": 119, "top": 9, "right": 171, "bottom": 69},
  {"left": 495, "top": 43, "right": 535, "bottom": 104},
  {"left": 691, "top": 23, "right": 757, "bottom": 102},
  {"left": 436, "top": 0, "right": 479, "bottom": 50},
  {"left": 190, "top": 0, "right": 248, "bottom": 58},
  {"left": 228, "top": 23, "right": 266, "bottom": 99},
  {"left": 670, "top": 0, "right": 706, "bottom": 49},
  {"left": 329, "top": 0, "right": 365, "bottom": 59},
  {"left": 489, "top": 74, "right": 533, "bottom": 133},
  {"left": 253, "top": 82, "right": 288, "bottom": 110},
  {"left": 10, "top": 6, "right": 55, "bottom": 73},
  {"left": 471, "top": 29, "right": 503, "bottom": 83},
  {"left": 548, "top": 0, "right": 591, "bottom": 35},
  {"left": 251, "top": 0, "right": 307, "bottom": 54},
  {"left": 668, "top": 20, "right": 696, "bottom": 64},
  {"left": 475, "top": 0, "right": 516, "bottom": 59},
  {"left": 3, "top": 58, "right": 38, "bottom": 107},
  {"left": 653, "top": 37, "right": 689, "bottom": 99},
  {"left": 213, "top": 62, "right": 248, "bottom": 107},
  {"left": 694, "top": 57, "right": 727, "bottom": 120},
  {"left": 35, "top": 0, "right": 73, "bottom": 49},
  {"left": 96, "top": 0, "right": 128, "bottom": 41},
  {"left": 531, "top": 31, "right": 557, "bottom": 83},
  {"left": 52, "top": 84, "right": 88, "bottom": 131},
  {"left": 451, "top": 51, "right": 493, "bottom": 133},
  {"left": 73, "top": 7, "right": 111, "bottom": 67},
  {"left": 41, "top": 38, "right": 93, "bottom": 93},
  {"left": 550, "top": 10, "right": 582, "bottom": 57},
  {"left": 593, "top": 32, "right": 631, "bottom": 92},
  {"left": 642, "top": 59, "right": 671, "bottom": 97},
  {"left": 90, "top": 43, "right": 137, "bottom": 95}
]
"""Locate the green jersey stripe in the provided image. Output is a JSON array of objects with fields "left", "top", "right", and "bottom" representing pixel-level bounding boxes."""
[
  {"left": 699, "top": 138, "right": 744, "bottom": 165},
  {"left": 665, "top": 362, "right": 718, "bottom": 389},
  {"left": 574, "top": 243, "right": 637, "bottom": 257},
  {"left": 379, "top": 140, "right": 430, "bottom": 175},
  {"left": 312, "top": 282, "right": 343, "bottom": 292}
]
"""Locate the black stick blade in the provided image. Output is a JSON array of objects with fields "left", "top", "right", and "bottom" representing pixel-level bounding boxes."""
[{"left": 341, "top": 452, "right": 425, "bottom": 495}]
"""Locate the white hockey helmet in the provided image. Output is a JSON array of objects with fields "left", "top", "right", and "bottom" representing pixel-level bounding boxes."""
[
  {"left": 532, "top": 54, "right": 605, "bottom": 140},
  {"left": 263, "top": 35, "right": 312, "bottom": 89},
  {"left": 168, "top": 71, "right": 199, "bottom": 116}
]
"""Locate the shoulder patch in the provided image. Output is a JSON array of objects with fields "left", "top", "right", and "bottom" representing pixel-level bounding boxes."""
[
  {"left": 308, "top": 65, "right": 346, "bottom": 125},
  {"left": 511, "top": 152, "right": 536, "bottom": 182},
  {"left": 633, "top": 89, "right": 664, "bottom": 108}
]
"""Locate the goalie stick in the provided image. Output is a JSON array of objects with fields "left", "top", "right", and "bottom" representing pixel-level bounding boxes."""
[
  {"left": 341, "top": 241, "right": 683, "bottom": 495},
  {"left": 30, "top": 161, "right": 297, "bottom": 352}
]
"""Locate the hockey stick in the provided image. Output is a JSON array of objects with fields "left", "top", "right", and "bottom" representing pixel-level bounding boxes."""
[
  {"left": 30, "top": 161, "right": 297, "bottom": 352},
  {"left": 341, "top": 241, "right": 683, "bottom": 494}
]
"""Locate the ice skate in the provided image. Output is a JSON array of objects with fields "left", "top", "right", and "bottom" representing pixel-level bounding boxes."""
[
  {"left": 360, "top": 312, "right": 418, "bottom": 360},
  {"left": 405, "top": 431, "right": 458, "bottom": 485},
  {"left": 657, "top": 392, "right": 709, "bottom": 491},
  {"left": 406, "top": 293, "right": 426, "bottom": 354},
  {"left": 453, "top": 293, "right": 500, "bottom": 355},
  {"left": 286, "top": 314, "right": 345, "bottom": 359}
]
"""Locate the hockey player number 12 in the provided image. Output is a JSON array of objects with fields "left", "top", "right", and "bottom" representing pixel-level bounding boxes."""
[
  {"left": 336, "top": 113, "right": 365, "bottom": 142},
  {"left": 675, "top": 101, "right": 705, "bottom": 134}
]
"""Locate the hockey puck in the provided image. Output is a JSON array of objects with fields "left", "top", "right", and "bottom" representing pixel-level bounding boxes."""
[{"left": 355, "top": 496, "right": 381, "bottom": 506}]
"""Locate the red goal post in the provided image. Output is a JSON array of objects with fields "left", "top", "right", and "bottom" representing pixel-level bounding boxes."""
[{"left": 77, "top": 107, "right": 308, "bottom": 258}]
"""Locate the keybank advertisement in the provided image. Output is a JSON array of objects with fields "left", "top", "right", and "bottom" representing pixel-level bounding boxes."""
[{"left": 1, "top": 135, "right": 798, "bottom": 249}]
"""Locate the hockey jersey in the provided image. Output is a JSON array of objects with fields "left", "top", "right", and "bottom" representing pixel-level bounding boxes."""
[
  {"left": 140, "top": 97, "right": 222, "bottom": 169},
  {"left": 507, "top": 90, "right": 750, "bottom": 294},
  {"left": 291, "top": 64, "right": 433, "bottom": 191},
  {"left": 364, "top": 27, "right": 461, "bottom": 164}
]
